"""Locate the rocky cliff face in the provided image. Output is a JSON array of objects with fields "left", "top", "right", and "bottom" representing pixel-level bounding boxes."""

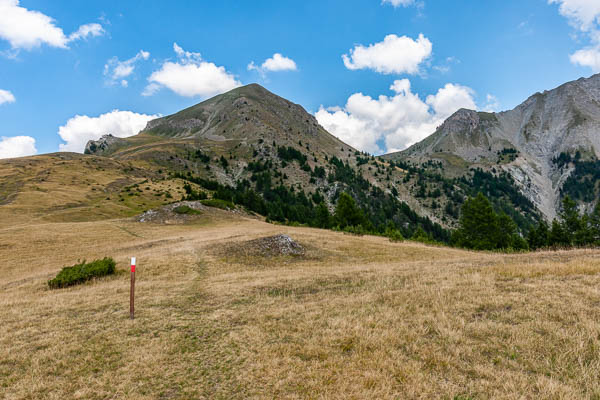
[
  {"left": 386, "top": 74, "right": 600, "bottom": 220},
  {"left": 84, "top": 134, "right": 126, "bottom": 156}
]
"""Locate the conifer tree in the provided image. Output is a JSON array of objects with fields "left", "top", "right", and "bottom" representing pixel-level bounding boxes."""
[
  {"left": 452, "top": 192, "right": 498, "bottom": 250},
  {"left": 334, "top": 192, "right": 366, "bottom": 229}
]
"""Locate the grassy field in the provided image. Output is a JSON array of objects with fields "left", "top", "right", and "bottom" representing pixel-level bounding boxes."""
[{"left": 2, "top": 208, "right": 600, "bottom": 399}]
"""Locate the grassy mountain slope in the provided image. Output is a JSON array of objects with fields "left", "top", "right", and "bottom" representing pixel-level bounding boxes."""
[
  {"left": 84, "top": 84, "right": 451, "bottom": 240},
  {"left": 0, "top": 153, "right": 182, "bottom": 227}
]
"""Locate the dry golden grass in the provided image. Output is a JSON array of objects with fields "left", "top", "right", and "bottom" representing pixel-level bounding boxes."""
[
  {"left": 2, "top": 210, "right": 600, "bottom": 399},
  {"left": 0, "top": 153, "right": 188, "bottom": 229}
]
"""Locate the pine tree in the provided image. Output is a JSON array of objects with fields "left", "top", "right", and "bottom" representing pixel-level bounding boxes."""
[
  {"left": 495, "top": 212, "right": 517, "bottom": 249},
  {"left": 549, "top": 219, "right": 570, "bottom": 247},
  {"left": 334, "top": 192, "right": 366, "bottom": 229},
  {"left": 589, "top": 202, "right": 600, "bottom": 245},
  {"left": 528, "top": 220, "right": 549, "bottom": 249},
  {"left": 315, "top": 202, "right": 331, "bottom": 229},
  {"left": 574, "top": 214, "right": 594, "bottom": 246},
  {"left": 559, "top": 195, "right": 581, "bottom": 239},
  {"left": 452, "top": 193, "right": 498, "bottom": 250}
]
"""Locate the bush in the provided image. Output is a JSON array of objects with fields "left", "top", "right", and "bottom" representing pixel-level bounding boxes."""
[
  {"left": 48, "top": 257, "right": 116, "bottom": 289},
  {"left": 201, "top": 198, "right": 235, "bottom": 210},
  {"left": 173, "top": 205, "right": 202, "bottom": 215},
  {"left": 385, "top": 228, "right": 404, "bottom": 242},
  {"left": 411, "top": 227, "right": 435, "bottom": 244},
  {"left": 342, "top": 225, "right": 366, "bottom": 236}
]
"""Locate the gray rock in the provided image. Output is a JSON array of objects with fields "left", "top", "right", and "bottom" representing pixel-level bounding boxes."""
[
  {"left": 391, "top": 73, "right": 600, "bottom": 220},
  {"left": 84, "top": 134, "right": 124, "bottom": 155}
]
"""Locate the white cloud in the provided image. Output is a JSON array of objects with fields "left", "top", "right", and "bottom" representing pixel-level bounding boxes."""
[
  {"left": 0, "top": 0, "right": 104, "bottom": 51},
  {"left": 144, "top": 43, "right": 241, "bottom": 98},
  {"left": 316, "top": 79, "right": 478, "bottom": 154},
  {"left": 549, "top": 0, "right": 600, "bottom": 32},
  {"left": 426, "top": 83, "right": 476, "bottom": 117},
  {"left": 550, "top": 0, "right": 600, "bottom": 71},
  {"left": 0, "top": 89, "right": 15, "bottom": 105},
  {"left": 382, "top": 0, "right": 422, "bottom": 7},
  {"left": 58, "top": 110, "right": 160, "bottom": 153},
  {"left": 570, "top": 47, "right": 600, "bottom": 71},
  {"left": 0, "top": 135, "right": 36, "bottom": 159},
  {"left": 248, "top": 53, "right": 298, "bottom": 74},
  {"left": 104, "top": 50, "right": 150, "bottom": 86},
  {"left": 432, "top": 56, "right": 459, "bottom": 74},
  {"left": 482, "top": 94, "right": 500, "bottom": 112},
  {"left": 67, "top": 23, "right": 104, "bottom": 42},
  {"left": 342, "top": 34, "right": 432, "bottom": 75}
]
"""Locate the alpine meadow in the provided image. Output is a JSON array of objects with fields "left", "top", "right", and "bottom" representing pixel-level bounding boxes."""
[{"left": 2, "top": 1, "right": 600, "bottom": 399}]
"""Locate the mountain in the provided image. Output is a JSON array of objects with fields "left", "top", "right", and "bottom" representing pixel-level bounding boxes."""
[
  {"left": 82, "top": 83, "right": 450, "bottom": 241},
  {"left": 14, "top": 78, "right": 595, "bottom": 239},
  {"left": 384, "top": 73, "right": 600, "bottom": 220},
  {"left": 88, "top": 83, "right": 352, "bottom": 157}
]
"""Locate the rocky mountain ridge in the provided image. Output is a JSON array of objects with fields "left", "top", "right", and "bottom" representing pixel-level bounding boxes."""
[{"left": 385, "top": 73, "right": 600, "bottom": 220}]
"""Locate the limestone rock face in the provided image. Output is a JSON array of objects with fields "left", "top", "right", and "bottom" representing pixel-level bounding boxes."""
[
  {"left": 386, "top": 73, "right": 600, "bottom": 220},
  {"left": 84, "top": 134, "right": 125, "bottom": 155}
]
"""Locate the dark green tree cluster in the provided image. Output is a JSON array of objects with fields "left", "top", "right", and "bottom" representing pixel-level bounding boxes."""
[
  {"left": 173, "top": 157, "right": 448, "bottom": 242},
  {"left": 277, "top": 146, "right": 307, "bottom": 164},
  {"left": 326, "top": 156, "right": 449, "bottom": 241},
  {"left": 451, "top": 193, "right": 528, "bottom": 250},
  {"left": 559, "top": 155, "right": 600, "bottom": 202},
  {"left": 400, "top": 159, "right": 539, "bottom": 233},
  {"left": 528, "top": 196, "right": 600, "bottom": 249}
]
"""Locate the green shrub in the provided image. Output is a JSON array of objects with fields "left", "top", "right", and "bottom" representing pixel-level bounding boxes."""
[
  {"left": 201, "top": 198, "right": 235, "bottom": 210},
  {"left": 173, "top": 205, "right": 202, "bottom": 215},
  {"left": 48, "top": 257, "right": 116, "bottom": 289},
  {"left": 385, "top": 228, "right": 404, "bottom": 242},
  {"left": 411, "top": 227, "right": 437, "bottom": 244},
  {"left": 342, "top": 225, "right": 366, "bottom": 236}
]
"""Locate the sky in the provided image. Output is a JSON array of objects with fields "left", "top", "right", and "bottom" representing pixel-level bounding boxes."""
[{"left": 0, "top": 0, "right": 599, "bottom": 158}]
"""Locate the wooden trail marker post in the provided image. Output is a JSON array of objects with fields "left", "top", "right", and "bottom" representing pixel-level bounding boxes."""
[{"left": 130, "top": 257, "right": 136, "bottom": 320}]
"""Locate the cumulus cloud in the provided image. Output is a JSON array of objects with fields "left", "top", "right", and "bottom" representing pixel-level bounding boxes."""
[
  {"left": 315, "top": 79, "right": 478, "bottom": 154},
  {"left": 550, "top": 0, "right": 600, "bottom": 71},
  {"left": 342, "top": 34, "right": 432, "bottom": 75},
  {"left": 248, "top": 53, "right": 298, "bottom": 75},
  {"left": 104, "top": 50, "right": 150, "bottom": 87},
  {"left": 144, "top": 43, "right": 240, "bottom": 98},
  {"left": 570, "top": 47, "right": 600, "bottom": 71},
  {"left": 0, "top": 89, "right": 15, "bottom": 105},
  {"left": 67, "top": 23, "right": 104, "bottom": 42},
  {"left": 0, "top": 135, "right": 36, "bottom": 159},
  {"left": 58, "top": 110, "right": 160, "bottom": 153},
  {"left": 0, "top": 0, "right": 104, "bottom": 51},
  {"left": 549, "top": 0, "right": 600, "bottom": 32}
]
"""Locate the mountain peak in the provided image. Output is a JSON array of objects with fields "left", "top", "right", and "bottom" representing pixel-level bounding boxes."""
[
  {"left": 386, "top": 73, "right": 600, "bottom": 220},
  {"left": 140, "top": 82, "right": 328, "bottom": 143}
]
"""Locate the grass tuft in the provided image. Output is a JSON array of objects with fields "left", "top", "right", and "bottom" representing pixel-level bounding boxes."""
[
  {"left": 173, "top": 205, "right": 202, "bottom": 215},
  {"left": 201, "top": 198, "right": 235, "bottom": 210}
]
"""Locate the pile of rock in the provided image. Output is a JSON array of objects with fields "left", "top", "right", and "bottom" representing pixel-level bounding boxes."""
[{"left": 243, "top": 234, "right": 305, "bottom": 256}]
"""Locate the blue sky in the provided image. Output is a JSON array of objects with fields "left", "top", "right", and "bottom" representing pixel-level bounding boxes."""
[{"left": 0, "top": 0, "right": 599, "bottom": 157}]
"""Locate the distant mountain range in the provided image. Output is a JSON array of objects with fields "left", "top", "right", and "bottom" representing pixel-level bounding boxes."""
[{"left": 6, "top": 74, "right": 595, "bottom": 237}]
